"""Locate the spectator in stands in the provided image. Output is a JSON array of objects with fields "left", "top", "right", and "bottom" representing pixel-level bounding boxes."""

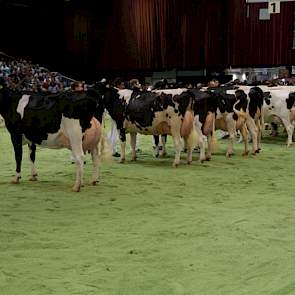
[{"left": 71, "top": 80, "right": 84, "bottom": 92}]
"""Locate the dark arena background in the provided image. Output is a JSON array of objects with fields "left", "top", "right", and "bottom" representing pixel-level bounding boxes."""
[
  {"left": 1, "top": 0, "right": 294, "bottom": 80},
  {"left": 2, "top": 1, "right": 295, "bottom": 295}
]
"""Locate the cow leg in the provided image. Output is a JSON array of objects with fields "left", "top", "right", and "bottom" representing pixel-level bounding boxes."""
[
  {"left": 256, "top": 119, "right": 262, "bottom": 151},
  {"left": 10, "top": 133, "right": 23, "bottom": 184},
  {"left": 130, "top": 133, "right": 137, "bottom": 161},
  {"left": 206, "top": 133, "right": 213, "bottom": 160},
  {"left": 240, "top": 124, "right": 249, "bottom": 156},
  {"left": 28, "top": 143, "right": 38, "bottom": 181},
  {"left": 246, "top": 118, "right": 258, "bottom": 154},
  {"left": 281, "top": 119, "right": 293, "bottom": 147},
  {"left": 225, "top": 117, "right": 236, "bottom": 157},
  {"left": 184, "top": 132, "right": 194, "bottom": 165},
  {"left": 70, "top": 144, "right": 84, "bottom": 192},
  {"left": 153, "top": 135, "right": 160, "bottom": 158},
  {"left": 90, "top": 146, "right": 99, "bottom": 185},
  {"left": 64, "top": 120, "right": 84, "bottom": 192},
  {"left": 171, "top": 134, "right": 182, "bottom": 167},
  {"left": 119, "top": 128, "right": 126, "bottom": 163},
  {"left": 170, "top": 120, "right": 182, "bottom": 167},
  {"left": 160, "top": 134, "right": 167, "bottom": 156},
  {"left": 194, "top": 118, "right": 206, "bottom": 162}
]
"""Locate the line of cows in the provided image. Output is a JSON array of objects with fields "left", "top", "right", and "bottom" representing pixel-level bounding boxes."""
[{"left": 0, "top": 78, "right": 294, "bottom": 191}]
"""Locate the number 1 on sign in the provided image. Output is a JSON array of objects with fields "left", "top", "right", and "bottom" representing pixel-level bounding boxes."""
[{"left": 268, "top": 1, "right": 280, "bottom": 14}]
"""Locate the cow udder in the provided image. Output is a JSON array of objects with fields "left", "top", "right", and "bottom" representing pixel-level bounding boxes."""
[{"left": 181, "top": 110, "right": 194, "bottom": 137}]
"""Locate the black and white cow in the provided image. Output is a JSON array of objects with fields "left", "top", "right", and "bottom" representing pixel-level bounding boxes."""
[
  {"left": 259, "top": 87, "right": 295, "bottom": 146},
  {"left": 100, "top": 85, "right": 196, "bottom": 166},
  {"left": 189, "top": 88, "right": 218, "bottom": 161},
  {"left": 208, "top": 87, "right": 252, "bottom": 156},
  {"left": 0, "top": 80, "right": 105, "bottom": 191}
]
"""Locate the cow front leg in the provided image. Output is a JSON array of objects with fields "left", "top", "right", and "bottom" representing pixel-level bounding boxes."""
[
  {"left": 282, "top": 119, "right": 294, "bottom": 147},
  {"left": 130, "top": 133, "right": 137, "bottom": 161},
  {"left": 28, "top": 143, "right": 38, "bottom": 181},
  {"left": 10, "top": 133, "right": 23, "bottom": 184},
  {"left": 118, "top": 128, "right": 126, "bottom": 163}
]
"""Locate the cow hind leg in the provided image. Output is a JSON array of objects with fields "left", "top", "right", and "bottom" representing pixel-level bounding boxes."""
[
  {"left": 130, "top": 133, "right": 137, "bottom": 161},
  {"left": 68, "top": 136, "right": 84, "bottom": 192},
  {"left": 153, "top": 135, "right": 160, "bottom": 158},
  {"left": 28, "top": 143, "right": 38, "bottom": 181},
  {"left": 90, "top": 146, "right": 99, "bottom": 185},
  {"left": 246, "top": 118, "right": 258, "bottom": 154},
  {"left": 240, "top": 125, "right": 249, "bottom": 156},
  {"left": 160, "top": 134, "right": 167, "bottom": 156},
  {"left": 194, "top": 119, "right": 206, "bottom": 162},
  {"left": 71, "top": 148, "right": 84, "bottom": 192},
  {"left": 184, "top": 129, "right": 197, "bottom": 164},
  {"left": 171, "top": 134, "right": 182, "bottom": 167},
  {"left": 225, "top": 119, "right": 236, "bottom": 157}
]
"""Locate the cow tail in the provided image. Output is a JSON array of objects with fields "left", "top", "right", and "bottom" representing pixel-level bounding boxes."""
[
  {"left": 98, "top": 122, "right": 113, "bottom": 161},
  {"left": 233, "top": 100, "right": 247, "bottom": 118}
]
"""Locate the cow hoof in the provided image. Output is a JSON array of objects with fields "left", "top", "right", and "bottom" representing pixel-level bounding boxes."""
[
  {"left": 119, "top": 158, "right": 125, "bottom": 163},
  {"left": 131, "top": 157, "right": 137, "bottom": 161},
  {"left": 11, "top": 176, "right": 21, "bottom": 184},
  {"left": 91, "top": 180, "right": 98, "bottom": 186},
  {"left": 226, "top": 153, "right": 233, "bottom": 158},
  {"left": 71, "top": 186, "right": 81, "bottom": 192},
  {"left": 11, "top": 179, "right": 20, "bottom": 184},
  {"left": 29, "top": 175, "right": 38, "bottom": 181},
  {"left": 199, "top": 157, "right": 206, "bottom": 163},
  {"left": 205, "top": 156, "right": 211, "bottom": 161},
  {"left": 242, "top": 151, "right": 249, "bottom": 156},
  {"left": 187, "top": 160, "right": 192, "bottom": 165},
  {"left": 173, "top": 162, "right": 179, "bottom": 168}
]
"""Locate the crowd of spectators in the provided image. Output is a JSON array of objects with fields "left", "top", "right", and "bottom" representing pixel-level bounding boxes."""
[{"left": 0, "top": 56, "right": 73, "bottom": 93}]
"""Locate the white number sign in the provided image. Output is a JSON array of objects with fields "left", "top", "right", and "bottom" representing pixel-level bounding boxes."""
[{"left": 268, "top": 0, "right": 281, "bottom": 13}]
